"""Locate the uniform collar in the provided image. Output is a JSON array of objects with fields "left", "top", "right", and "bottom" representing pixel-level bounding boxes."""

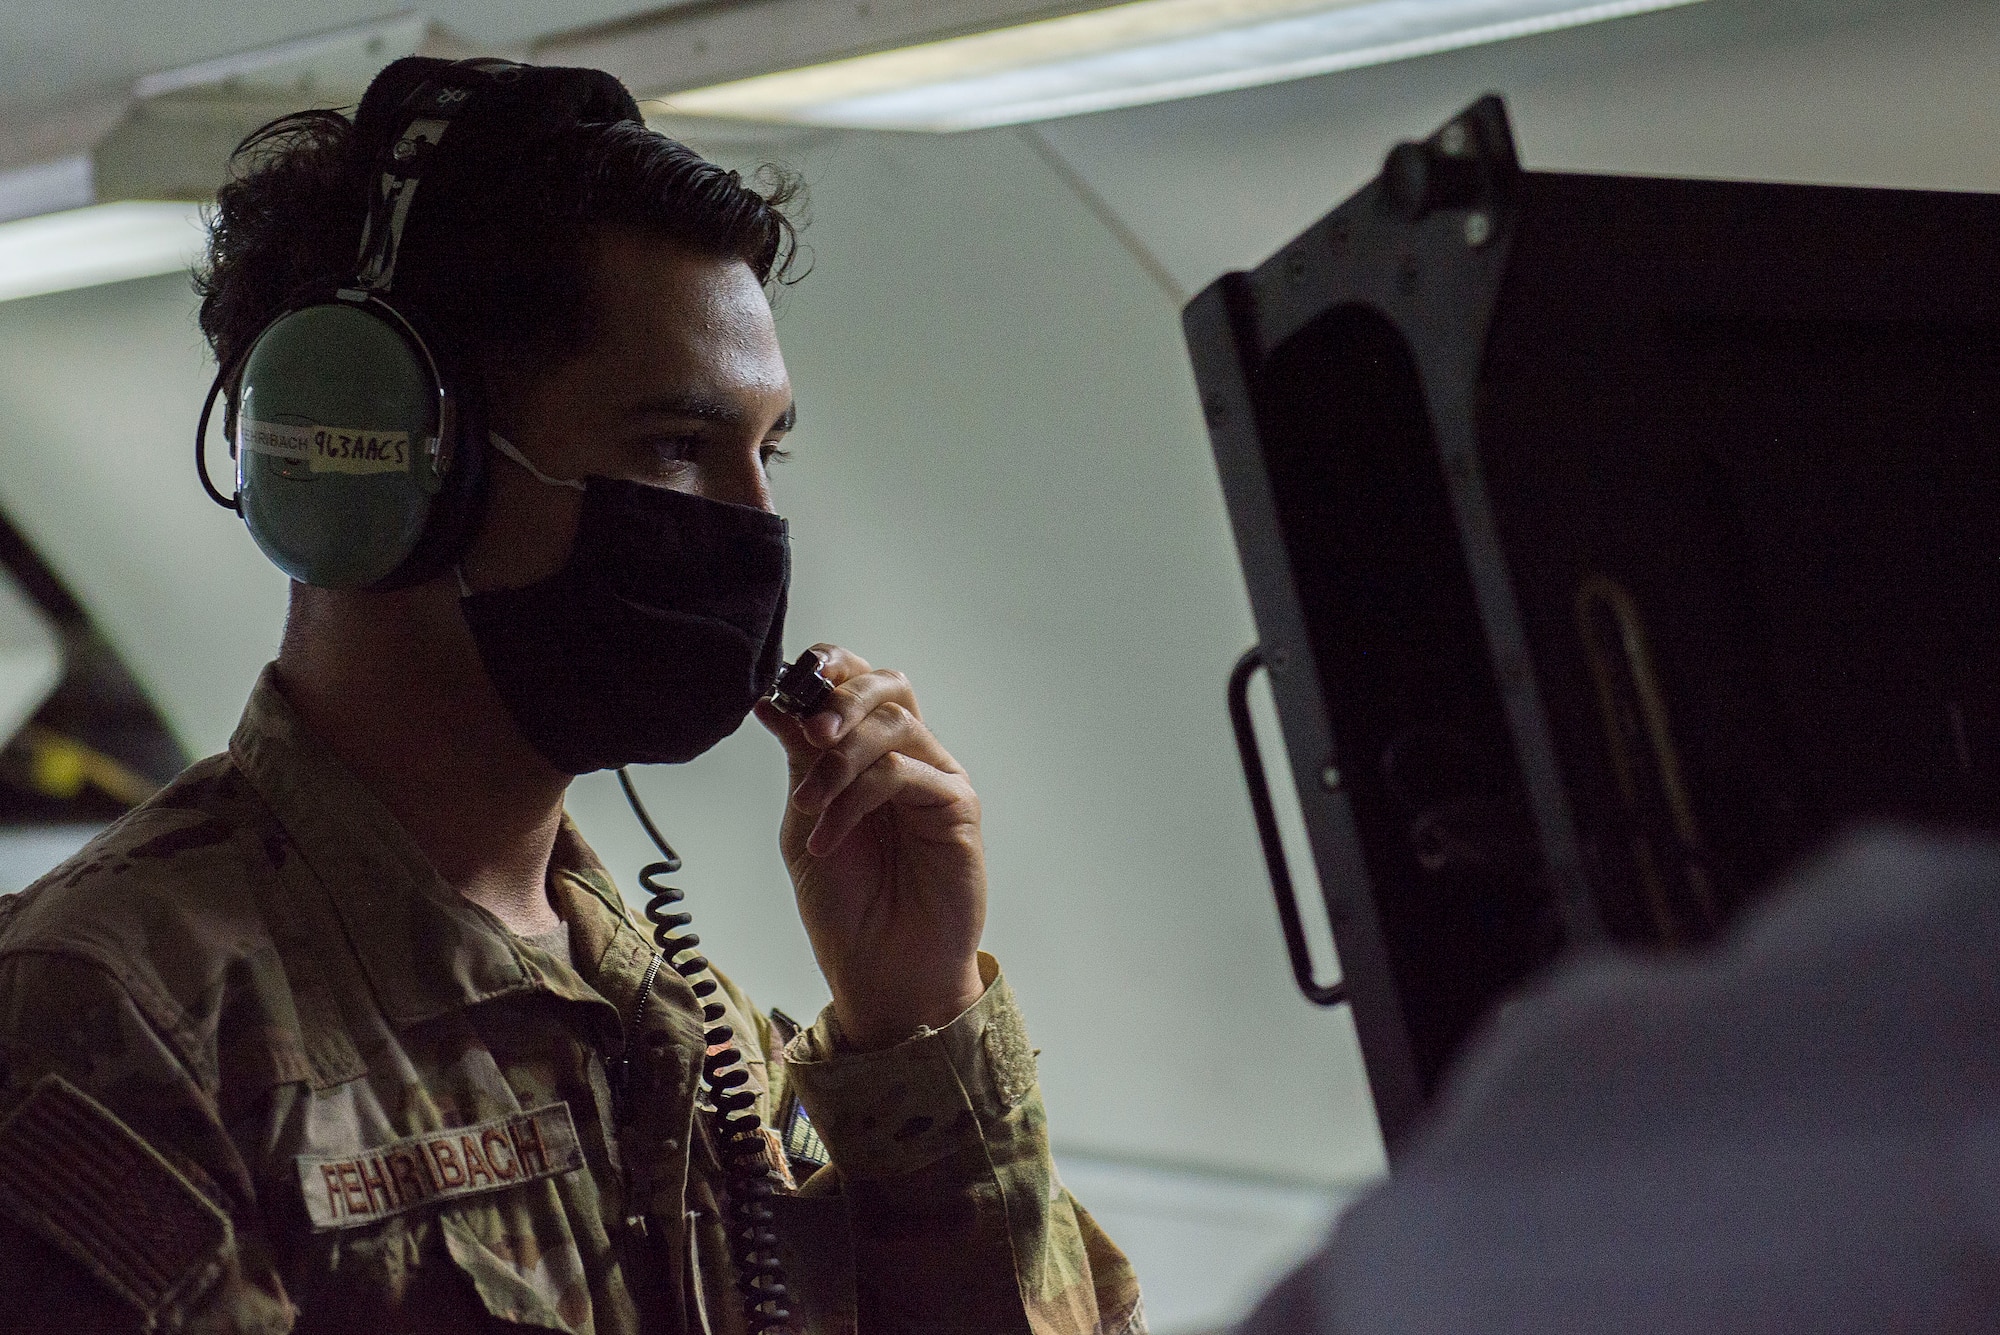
[
  {"left": 228, "top": 664, "right": 643, "bottom": 1030},
  {"left": 549, "top": 822, "right": 709, "bottom": 1050}
]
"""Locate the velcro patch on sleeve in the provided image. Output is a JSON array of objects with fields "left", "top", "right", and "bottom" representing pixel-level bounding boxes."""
[
  {"left": 0, "top": 1073, "right": 232, "bottom": 1321},
  {"left": 981, "top": 1002, "right": 1039, "bottom": 1109},
  {"left": 296, "top": 1101, "right": 584, "bottom": 1231}
]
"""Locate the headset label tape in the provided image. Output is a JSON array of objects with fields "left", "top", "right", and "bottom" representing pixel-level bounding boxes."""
[{"left": 241, "top": 418, "right": 412, "bottom": 475}]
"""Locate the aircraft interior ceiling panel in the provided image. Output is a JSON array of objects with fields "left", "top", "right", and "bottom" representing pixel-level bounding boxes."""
[
  {"left": 1029, "top": 0, "right": 2000, "bottom": 302},
  {"left": 0, "top": 1, "right": 684, "bottom": 127}
]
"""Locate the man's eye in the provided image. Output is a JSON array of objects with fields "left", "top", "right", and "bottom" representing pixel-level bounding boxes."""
[
  {"left": 642, "top": 436, "right": 702, "bottom": 467},
  {"left": 760, "top": 445, "right": 793, "bottom": 470}
]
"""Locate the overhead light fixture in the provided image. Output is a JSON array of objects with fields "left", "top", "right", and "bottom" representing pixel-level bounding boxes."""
[
  {"left": 0, "top": 15, "right": 456, "bottom": 304},
  {"left": 659, "top": 0, "right": 1709, "bottom": 131},
  {"left": 0, "top": 202, "right": 206, "bottom": 304}
]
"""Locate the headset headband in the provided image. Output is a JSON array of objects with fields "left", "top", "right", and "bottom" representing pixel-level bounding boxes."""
[{"left": 351, "top": 59, "right": 524, "bottom": 294}]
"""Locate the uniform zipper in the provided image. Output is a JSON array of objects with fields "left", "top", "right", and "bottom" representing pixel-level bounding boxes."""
[{"left": 615, "top": 949, "right": 667, "bottom": 1123}]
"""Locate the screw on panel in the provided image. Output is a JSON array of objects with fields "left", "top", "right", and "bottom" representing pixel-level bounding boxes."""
[
  {"left": 1438, "top": 121, "right": 1472, "bottom": 158},
  {"left": 1464, "top": 211, "right": 1494, "bottom": 248},
  {"left": 1320, "top": 765, "right": 1342, "bottom": 791}
]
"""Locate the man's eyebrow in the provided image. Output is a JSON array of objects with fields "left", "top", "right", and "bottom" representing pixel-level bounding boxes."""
[{"left": 629, "top": 393, "right": 797, "bottom": 433}]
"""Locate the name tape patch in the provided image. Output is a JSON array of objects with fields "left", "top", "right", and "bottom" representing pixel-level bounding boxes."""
[
  {"left": 240, "top": 417, "right": 414, "bottom": 475},
  {"left": 296, "top": 1101, "right": 583, "bottom": 1231}
]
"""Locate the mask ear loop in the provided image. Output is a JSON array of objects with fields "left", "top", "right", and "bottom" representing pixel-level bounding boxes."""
[
  {"left": 457, "top": 432, "right": 586, "bottom": 599},
  {"left": 489, "top": 432, "right": 586, "bottom": 491}
]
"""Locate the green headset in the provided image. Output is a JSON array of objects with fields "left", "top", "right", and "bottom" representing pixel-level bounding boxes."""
[{"left": 195, "top": 59, "right": 529, "bottom": 590}]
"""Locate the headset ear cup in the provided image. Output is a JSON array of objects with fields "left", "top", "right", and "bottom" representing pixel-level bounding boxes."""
[
  {"left": 236, "top": 300, "right": 442, "bottom": 587},
  {"left": 233, "top": 296, "right": 486, "bottom": 590}
]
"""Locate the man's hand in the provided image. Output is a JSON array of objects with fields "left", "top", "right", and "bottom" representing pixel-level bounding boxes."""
[{"left": 753, "top": 644, "right": 987, "bottom": 1050}]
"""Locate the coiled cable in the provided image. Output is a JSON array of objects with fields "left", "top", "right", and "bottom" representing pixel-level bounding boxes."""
[{"left": 617, "top": 767, "right": 794, "bottom": 1333}]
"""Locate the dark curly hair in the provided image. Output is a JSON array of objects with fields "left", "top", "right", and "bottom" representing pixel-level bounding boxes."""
[{"left": 196, "top": 80, "right": 803, "bottom": 409}]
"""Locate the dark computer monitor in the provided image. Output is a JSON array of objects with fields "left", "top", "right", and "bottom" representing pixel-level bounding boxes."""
[{"left": 1185, "top": 96, "right": 2000, "bottom": 1150}]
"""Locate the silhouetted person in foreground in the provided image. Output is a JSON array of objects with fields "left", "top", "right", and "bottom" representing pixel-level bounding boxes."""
[{"left": 1242, "top": 827, "right": 2000, "bottom": 1334}]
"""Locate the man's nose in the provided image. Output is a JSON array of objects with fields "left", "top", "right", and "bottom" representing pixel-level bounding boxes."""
[{"left": 704, "top": 444, "right": 775, "bottom": 513}]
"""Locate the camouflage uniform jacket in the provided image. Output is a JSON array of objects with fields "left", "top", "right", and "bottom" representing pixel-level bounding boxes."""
[{"left": 0, "top": 670, "right": 1144, "bottom": 1335}]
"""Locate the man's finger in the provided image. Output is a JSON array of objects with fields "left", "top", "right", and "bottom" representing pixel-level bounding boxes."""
[
  {"left": 807, "top": 752, "right": 973, "bottom": 857},
  {"left": 781, "top": 643, "right": 878, "bottom": 746},
  {"left": 792, "top": 701, "right": 956, "bottom": 814},
  {"left": 805, "top": 667, "right": 924, "bottom": 747}
]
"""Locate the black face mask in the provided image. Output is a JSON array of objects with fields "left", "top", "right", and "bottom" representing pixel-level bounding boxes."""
[{"left": 460, "top": 441, "right": 789, "bottom": 775}]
